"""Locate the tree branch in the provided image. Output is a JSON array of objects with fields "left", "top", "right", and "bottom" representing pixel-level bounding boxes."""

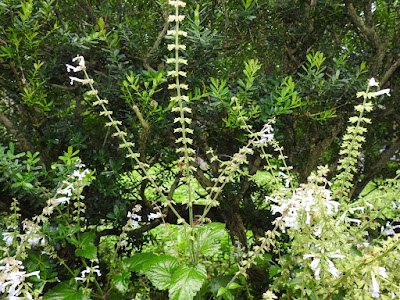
[
  {"left": 143, "top": 9, "right": 170, "bottom": 72},
  {"left": 380, "top": 58, "right": 400, "bottom": 87},
  {"left": 345, "top": 0, "right": 386, "bottom": 74}
]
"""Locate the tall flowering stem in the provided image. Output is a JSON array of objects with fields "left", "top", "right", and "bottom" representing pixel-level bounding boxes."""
[
  {"left": 66, "top": 54, "right": 189, "bottom": 267},
  {"left": 166, "top": 0, "right": 199, "bottom": 261},
  {"left": 333, "top": 78, "right": 390, "bottom": 201}
]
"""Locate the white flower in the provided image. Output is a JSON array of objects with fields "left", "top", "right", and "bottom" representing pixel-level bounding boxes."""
[
  {"left": 326, "top": 259, "right": 340, "bottom": 279},
  {"left": 73, "top": 169, "right": 90, "bottom": 181},
  {"left": 75, "top": 265, "right": 101, "bottom": 282},
  {"left": 168, "top": 15, "right": 185, "bottom": 22},
  {"left": 304, "top": 255, "right": 321, "bottom": 280},
  {"left": 55, "top": 196, "right": 70, "bottom": 205},
  {"left": 59, "top": 182, "right": 73, "bottom": 196},
  {"left": 368, "top": 78, "right": 379, "bottom": 87},
  {"left": 262, "top": 290, "right": 278, "bottom": 300},
  {"left": 378, "top": 267, "right": 388, "bottom": 279},
  {"left": 148, "top": 212, "right": 162, "bottom": 221},
  {"left": 256, "top": 124, "right": 274, "bottom": 144},
  {"left": 2, "top": 232, "right": 15, "bottom": 246},
  {"left": 374, "top": 88, "right": 391, "bottom": 97},
  {"left": 381, "top": 222, "right": 396, "bottom": 236},
  {"left": 127, "top": 211, "right": 142, "bottom": 229},
  {"left": 69, "top": 76, "right": 94, "bottom": 85},
  {"left": 169, "top": 1, "right": 186, "bottom": 7},
  {"left": 313, "top": 226, "right": 322, "bottom": 236},
  {"left": 349, "top": 207, "right": 365, "bottom": 213},
  {"left": 66, "top": 55, "right": 86, "bottom": 72},
  {"left": 371, "top": 273, "right": 380, "bottom": 298},
  {"left": 348, "top": 218, "right": 361, "bottom": 225}
]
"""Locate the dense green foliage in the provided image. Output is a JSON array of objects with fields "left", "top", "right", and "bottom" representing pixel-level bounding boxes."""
[{"left": 0, "top": 0, "right": 400, "bottom": 299}]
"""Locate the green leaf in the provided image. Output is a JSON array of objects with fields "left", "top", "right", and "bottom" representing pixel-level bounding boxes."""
[
  {"left": 43, "top": 281, "right": 84, "bottom": 300},
  {"left": 111, "top": 271, "right": 131, "bottom": 294},
  {"left": 196, "top": 222, "right": 225, "bottom": 257},
  {"left": 168, "top": 263, "right": 207, "bottom": 300},
  {"left": 75, "top": 244, "right": 97, "bottom": 260},
  {"left": 77, "top": 232, "right": 95, "bottom": 247},
  {"left": 142, "top": 255, "right": 179, "bottom": 290},
  {"left": 75, "top": 232, "right": 97, "bottom": 260},
  {"left": 269, "top": 265, "right": 280, "bottom": 278},
  {"left": 121, "top": 253, "right": 158, "bottom": 273}
]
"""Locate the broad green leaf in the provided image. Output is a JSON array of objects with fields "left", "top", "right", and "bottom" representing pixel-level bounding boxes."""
[
  {"left": 169, "top": 263, "right": 207, "bottom": 300},
  {"left": 111, "top": 271, "right": 131, "bottom": 294},
  {"left": 75, "top": 243, "right": 97, "bottom": 260},
  {"left": 121, "top": 253, "right": 158, "bottom": 272},
  {"left": 142, "top": 255, "right": 179, "bottom": 290},
  {"left": 196, "top": 222, "right": 225, "bottom": 257},
  {"left": 43, "top": 281, "right": 83, "bottom": 300},
  {"left": 77, "top": 231, "right": 95, "bottom": 247},
  {"left": 75, "top": 232, "right": 97, "bottom": 260}
]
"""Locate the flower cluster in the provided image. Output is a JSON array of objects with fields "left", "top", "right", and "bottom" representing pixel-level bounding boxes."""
[
  {"left": 66, "top": 55, "right": 93, "bottom": 85},
  {"left": 50, "top": 163, "right": 90, "bottom": 208},
  {"left": 0, "top": 256, "right": 40, "bottom": 299},
  {"left": 1, "top": 222, "right": 45, "bottom": 247},
  {"left": 334, "top": 78, "right": 391, "bottom": 200},
  {"left": 303, "top": 249, "right": 344, "bottom": 280},
  {"left": 356, "top": 77, "right": 391, "bottom": 98},
  {"left": 262, "top": 290, "right": 278, "bottom": 300},
  {"left": 126, "top": 204, "right": 143, "bottom": 229},
  {"left": 255, "top": 122, "right": 275, "bottom": 145},
  {"left": 267, "top": 187, "right": 340, "bottom": 233}
]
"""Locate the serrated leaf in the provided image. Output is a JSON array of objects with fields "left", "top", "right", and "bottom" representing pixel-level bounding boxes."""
[
  {"left": 111, "top": 271, "right": 131, "bottom": 294},
  {"left": 196, "top": 222, "right": 225, "bottom": 256},
  {"left": 75, "top": 243, "right": 97, "bottom": 260},
  {"left": 143, "top": 255, "right": 178, "bottom": 290},
  {"left": 75, "top": 232, "right": 97, "bottom": 260},
  {"left": 120, "top": 253, "right": 158, "bottom": 273},
  {"left": 43, "top": 281, "right": 84, "bottom": 300},
  {"left": 168, "top": 263, "right": 207, "bottom": 300},
  {"left": 77, "top": 232, "right": 95, "bottom": 247}
]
